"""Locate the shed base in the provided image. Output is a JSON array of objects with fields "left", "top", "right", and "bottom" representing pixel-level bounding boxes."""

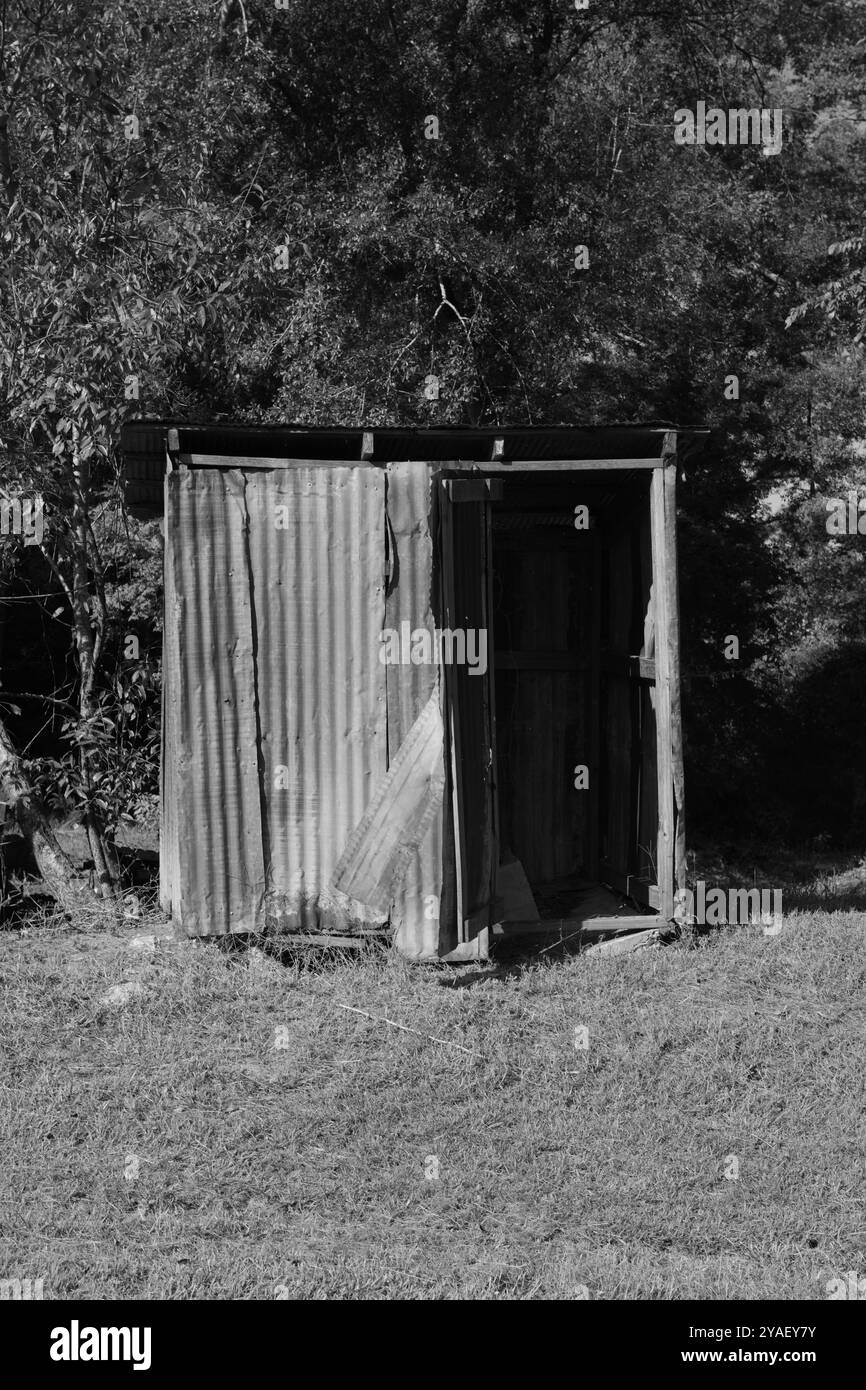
[{"left": 492, "top": 876, "right": 660, "bottom": 946}]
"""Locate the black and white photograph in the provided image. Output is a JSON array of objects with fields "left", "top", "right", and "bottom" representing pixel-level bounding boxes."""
[{"left": 0, "top": 0, "right": 864, "bottom": 1344}]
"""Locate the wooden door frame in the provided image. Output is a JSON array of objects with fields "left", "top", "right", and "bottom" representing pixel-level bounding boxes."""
[{"left": 650, "top": 433, "right": 686, "bottom": 918}]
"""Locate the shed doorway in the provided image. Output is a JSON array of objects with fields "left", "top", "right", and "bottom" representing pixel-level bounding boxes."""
[{"left": 440, "top": 469, "right": 676, "bottom": 946}]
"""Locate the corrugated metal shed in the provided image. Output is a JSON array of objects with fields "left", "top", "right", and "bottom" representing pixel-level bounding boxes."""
[{"left": 126, "top": 421, "right": 707, "bottom": 961}]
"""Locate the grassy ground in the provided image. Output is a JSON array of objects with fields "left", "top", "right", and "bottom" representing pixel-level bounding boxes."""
[{"left": 0, "top": 883, "right": 864, "bottom": 1299}]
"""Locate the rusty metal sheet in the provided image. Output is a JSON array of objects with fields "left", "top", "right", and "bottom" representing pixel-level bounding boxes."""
[
  {"left": 163, "top": 468, "right": 266, "bottom": 934},
  {"left": 332, "top": 692, "right": 445, "bottom": 914},
  {"left": 163, "top": 465, "right": 388, "bottom": 936},
  {"left": 243, "top": 466, "right": 388, "bottom": 931},
  {"left": 384, "top": 463, "right": 450, "bottom": 960},
  {"left": 159, "top": 459, "right": 466, "bottom": 953},
  {"left": 159, "top": 469, "right": 179, "bottom": 918}
]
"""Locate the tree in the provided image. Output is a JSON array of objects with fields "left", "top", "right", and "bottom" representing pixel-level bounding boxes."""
[{"left": 2, "top": 0, "right": 865, "bottom": 877}]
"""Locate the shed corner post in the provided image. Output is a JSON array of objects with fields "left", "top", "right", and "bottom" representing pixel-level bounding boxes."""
[
  {"left": 159, "top": 457, "right": 177, "bottom": 923},
  {"left": 651, "top": 432, "right": 685, "bottom": 918},
  {"left": 664, "top": 435, "right": 686, "bottom": 899}
]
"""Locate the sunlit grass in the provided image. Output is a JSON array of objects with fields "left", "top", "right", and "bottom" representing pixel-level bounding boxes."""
[{"left": 0, "top": 889, "right": 863, "bottom": 1299}]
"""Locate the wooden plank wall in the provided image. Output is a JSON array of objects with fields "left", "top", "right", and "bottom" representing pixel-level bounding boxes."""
[
  {"left": 637, "top": 505, "right": 660, "bottom": 883},
  {"left": 492, "top": 524, "right": 593, "bottom": 885},
  {"left": 600, "top": 516, "right": 636, "bottom": 878},
  {"left": 599, "top": 483, "right": 660, "bottom": 897}
]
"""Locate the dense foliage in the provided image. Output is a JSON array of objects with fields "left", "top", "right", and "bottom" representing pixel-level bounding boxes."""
[{"left": 1, "top": 0, "right": 865, "bottom": 869}]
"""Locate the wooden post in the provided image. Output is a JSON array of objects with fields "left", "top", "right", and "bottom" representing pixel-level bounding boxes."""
[
  {"left": 664, "top": 445, "right": 686, "bottom": 894},
  {"left": 650, "top": 434, "right": 678, "bottom": 918}
]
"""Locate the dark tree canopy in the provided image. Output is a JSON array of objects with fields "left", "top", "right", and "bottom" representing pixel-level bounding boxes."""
[{"left": 1, "top": 0, "right": 865, "bottom": 854}]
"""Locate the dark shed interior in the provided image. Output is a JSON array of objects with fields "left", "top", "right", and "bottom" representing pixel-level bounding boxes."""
[{"left": 443, "top": 469, "right": 662, "bottom": 935}]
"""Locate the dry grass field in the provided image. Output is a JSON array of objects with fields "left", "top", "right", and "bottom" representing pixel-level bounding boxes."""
[{"left": 0, "top": 871, "right": 864, "bottom": 1300}]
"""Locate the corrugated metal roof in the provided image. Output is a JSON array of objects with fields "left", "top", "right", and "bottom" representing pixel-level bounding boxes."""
[{"left": 121, "top": 419, "right": 709, "bottom": 516}]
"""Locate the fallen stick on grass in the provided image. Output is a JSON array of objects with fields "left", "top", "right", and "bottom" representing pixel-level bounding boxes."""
[
  {"left": 537, "top": 927, "right": 584, "bottom": 955},
  {"left": 334, "top": 1002, "right": 481, "bottom": 1057}
]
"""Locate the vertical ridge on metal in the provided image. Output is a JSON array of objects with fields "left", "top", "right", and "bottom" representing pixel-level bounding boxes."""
[
  {"left": 244, "top": 466, "right": 388, "bottom": 933},
  {"left": 164, "top": 468, "right": 267, "bottom": 934},
  {"left": 384, "top": 463, "right": 448, "bottom": 960}
]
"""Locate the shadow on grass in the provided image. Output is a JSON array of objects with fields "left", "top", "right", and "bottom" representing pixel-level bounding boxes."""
[
  {"left": 0, "top": 889, "right": 57, "bottom": 931},
  {"left": 782, "top": 887, "right": 866, "bottom": 913},
  {"left": 215, "top": 931, "right": 393, "bottom": 974},
  {"left": 213, "top": 923, "right": 666, "bottom": 989}
]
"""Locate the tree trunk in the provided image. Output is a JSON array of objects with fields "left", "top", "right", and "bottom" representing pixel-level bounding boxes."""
[
  {"left": 0, "top": 111, "right": 17, "bottom": 207},
  {"left": 71, "top": 461, "right": 119, "bottom": 899},
  {"left": 0, "top": 715, "right": 95, "bottom": 907},
  {"left": 85, "top": 813, "right": 120, "bottom": 897}
]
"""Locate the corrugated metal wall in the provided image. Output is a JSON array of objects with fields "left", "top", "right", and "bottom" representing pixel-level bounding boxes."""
[
  {"left": 159, "top": 469, "right": 180, "bottom": 918},
  {"left": 244, "top": 466, "right": 388, "bottom": 931},
  {"left": 384, "top": 464, "right": 450, "bottom": 960},
  {"left": 162, "top": 461, "right": 446, "bottom": 954},
  {"left": 162, "top": 469, "right": 266, "bottom": 934}
]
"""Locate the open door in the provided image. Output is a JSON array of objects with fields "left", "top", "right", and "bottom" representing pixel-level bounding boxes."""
[
  {"left": 598, "top": 452, "right": 683, "bottom": 920},
  {"left": 439, "top": 477, "right": 499, "bottom": 952},
  {"left": 598, "top": 488, "right": 663, "bottom": 912}
]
